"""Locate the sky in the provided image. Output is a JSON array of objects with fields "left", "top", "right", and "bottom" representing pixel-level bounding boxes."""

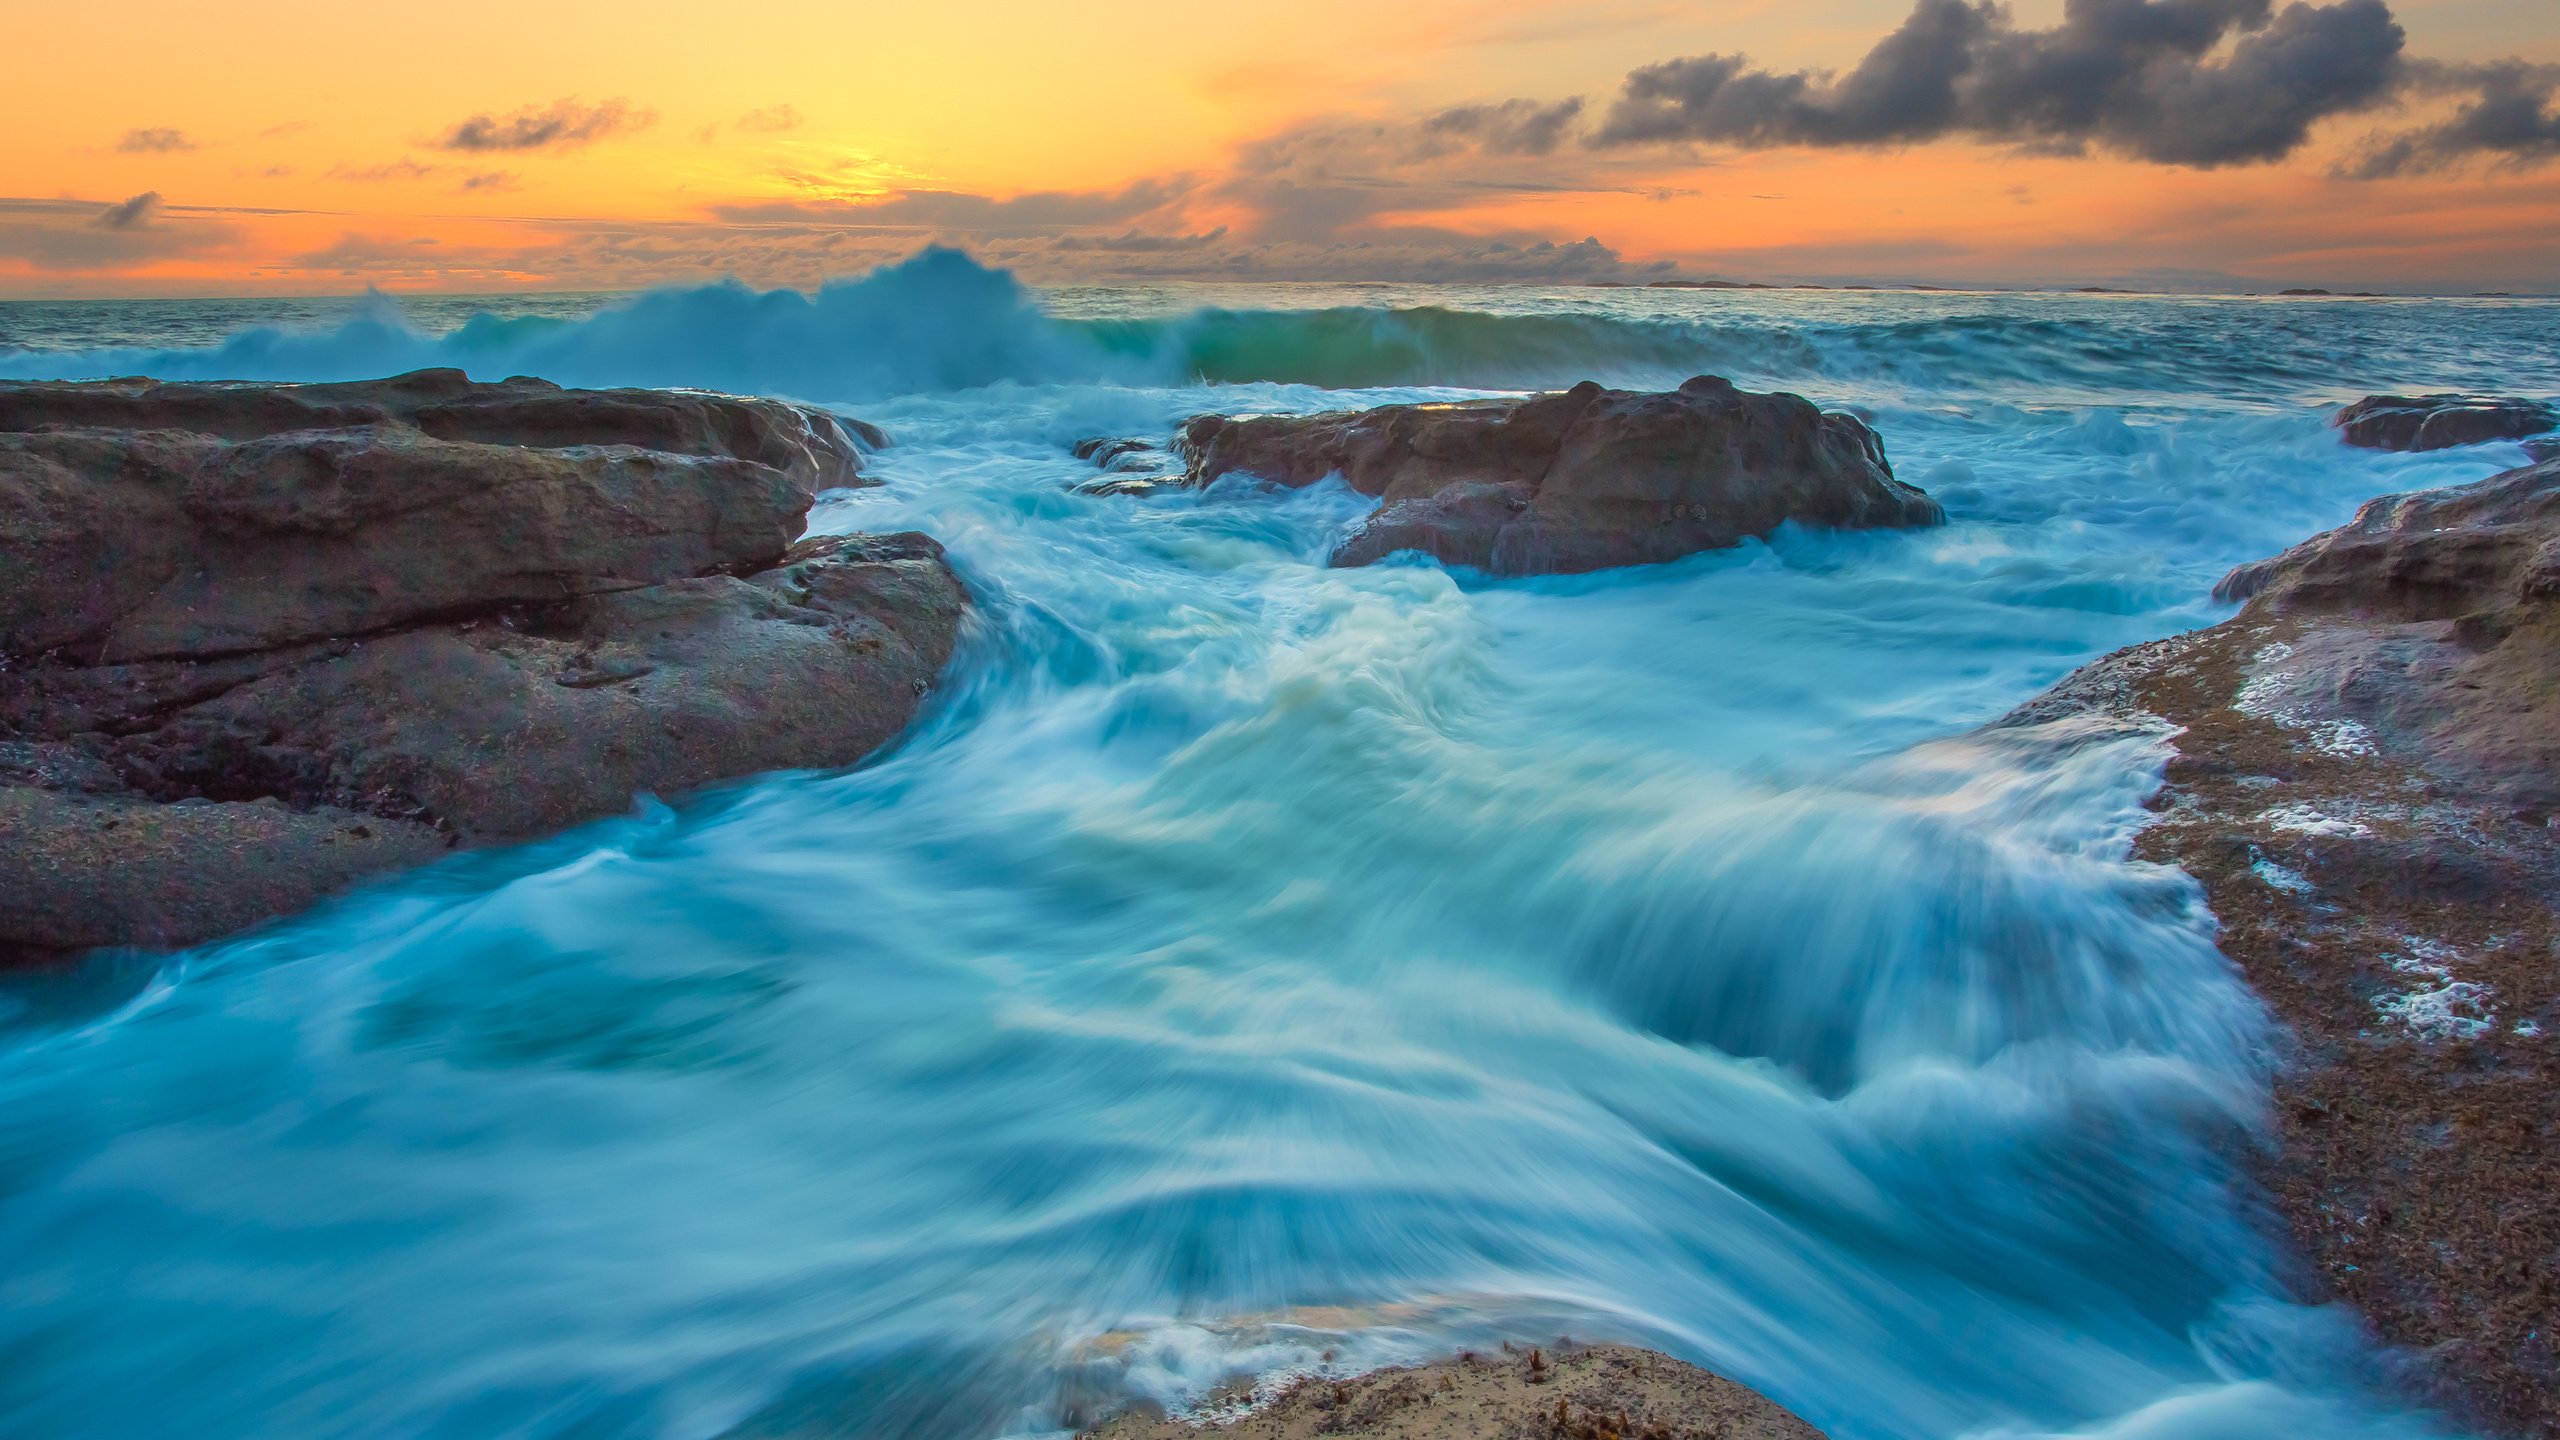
[{"left": 3, "top": 0, "right": 2556, "bottom": 296}]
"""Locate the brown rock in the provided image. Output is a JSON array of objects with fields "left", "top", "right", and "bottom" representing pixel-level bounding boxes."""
[
  {"left": 2214, "top": 455, "right": 2560, "bottom": 812},
  {"left": 0, "top": 370, "right": 873, "bottom": 663},
  {"left": 2333, "top": 394, "right": 2556, "bottom": 453},
  {"left": 0, "top": 374, "right": 963, "bottom": 963},
  {"left": 1174, "top": 376, "right": 1942, "bottom": 575},
  {"left": 2006, "top": 451, "right": 2560, "bottom": 1437},
  {"left": 1082, "top": 1343, "right": 1824, "bottom": 1440}
]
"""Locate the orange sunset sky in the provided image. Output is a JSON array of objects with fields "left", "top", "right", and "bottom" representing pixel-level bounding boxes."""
[{"left": 4, "top": 0, "right": 2556, "bottom": 296}]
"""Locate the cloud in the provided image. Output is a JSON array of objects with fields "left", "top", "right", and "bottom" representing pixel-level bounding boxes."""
[
  {"left": 710, "top": 179, "right": 1191, "bottom": 232},
  {"left": 94, "top": 192, "right": 163, "bottom": 230},
  {"left": 116, "top": 127, "right": 196, "bottom": 154},
  {"left": 332, "top": 158, "right": 441, "bottom": 182},
  {"left": 435, "top": 97, "right": 654, "bottom": 152},
  {"left": 1048, "top": 226, "right": 1229, "bottom": 253},
  {"left": 1213, "top": 112, "right": 1666, "bottom": 245},
  {"left": 2347, "top": 60, "right": 2560, "bottom": 175},
  {"left": 735, "top": 104, "right": 803, "bottom": 134},
  {"left": 0, "top": 195, "right": 238, "bottom": 272},
  {"left": 1422, "top": 98, "right": 1586, "bottom": 156},
  {"left": 1592, "top": 0, "right": 2408, "bottom": 167},
  {"left": 459, "top": 170, "right": 521, "bottom": 192}
]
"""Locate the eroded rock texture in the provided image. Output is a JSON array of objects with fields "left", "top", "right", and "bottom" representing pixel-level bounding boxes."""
[
  {"left": 1, "top": 371, "right": 962, "bottom": 961},
  {"left": 1175, "top": 376, "right": 1943, "bottom": 575}
]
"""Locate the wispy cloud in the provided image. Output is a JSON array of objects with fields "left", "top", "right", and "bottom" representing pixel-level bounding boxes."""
[
  {"left": 94, "top": 192, "right": 162, "bottom": 230},
  {"left": 734, "top": 104, "right": 802, "bottom": 134},
  {"left": 434, "top": 97, "right": 654, "bottom": 152},
  {"left": 116, "top": 127, "right": 197, "bottom": 154},
  {"left": 712, "top": 179, "right": 1191, "bottom": 232},
  {"left": 332, "top": 157, "right": 441, "bottom": 182}
]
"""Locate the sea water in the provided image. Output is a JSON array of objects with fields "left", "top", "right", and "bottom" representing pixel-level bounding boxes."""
[{"left": 1, "top": 252, "right": 2552, "bottom": 1439}]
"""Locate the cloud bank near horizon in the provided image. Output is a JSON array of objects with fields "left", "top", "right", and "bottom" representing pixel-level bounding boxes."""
[{"left": 11, "top": 0, "right": 2560, "bottom": 295}]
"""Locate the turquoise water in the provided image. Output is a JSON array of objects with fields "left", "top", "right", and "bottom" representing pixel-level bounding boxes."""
[{"left": 2, "top": 253, "right": 2553, "bottom": 1439}]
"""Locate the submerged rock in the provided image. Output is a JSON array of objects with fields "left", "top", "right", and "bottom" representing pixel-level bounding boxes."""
[
  {"left": 2334, "top": 393, "right": 2556, "bottom": 452},
  {"left": 1082, "top": 1343, "right": 1825, "bottom": 1440},
  {"left": 1174, "top": 376, "right": 1943, "bottom": 575},
  {"left": 1070, "top": 436, "right": 1183, "bottom": 498},
  {"left": 0, "top": 371, "right": 964, "bottom": 962},
  {"left": 2005, "top": 451, "right": 2560, "bottom": 1437}
]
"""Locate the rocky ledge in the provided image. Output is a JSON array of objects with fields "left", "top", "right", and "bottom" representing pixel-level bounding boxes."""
[
  {"left": 2008, "top": 452, "right": 2560, "bottom": 1436},
  {"left": 1083, "top": 1344, "right": 1824, "bottom": 1440},
  {"left": 1173, "top": 376, "right": 1944, "bottom": 575},
  {"left": 0, "top": 369, "right": 965, "bottom": 963},
  {"left": 2335, "top": 393, "right": 2556, "bottom": 454}
]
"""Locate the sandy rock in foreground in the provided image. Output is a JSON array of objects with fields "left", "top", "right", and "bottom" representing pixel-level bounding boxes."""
[
  {"left": 2006, "top": 452, "right": 2560, "bottom": 1438},
  {"left": 1084, "top": 1344, "right": 1825, "bottom": 1440}
]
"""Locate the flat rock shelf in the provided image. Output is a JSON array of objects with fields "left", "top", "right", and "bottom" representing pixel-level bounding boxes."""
[{"left": 0, "top": 369, "right": 966, "bottom": 962}]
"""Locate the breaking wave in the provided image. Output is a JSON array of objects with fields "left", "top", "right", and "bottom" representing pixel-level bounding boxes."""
[{"left": 5, "top": 248, "right": 2547, "bottom": 408}]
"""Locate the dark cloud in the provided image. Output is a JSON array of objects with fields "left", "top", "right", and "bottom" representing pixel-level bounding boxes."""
[
  {"left": 435, "top": 97, "right": 654, "bottom": 152},
  {"left": 1423, "top": 98, "right": 1587, "bottom": 156},
  {"left": 2348, "top": 60, "right": 2560, "bottom": 175},
  {"left": 116, "top": 127, "right": 196, "bottom": 154},
  {"left": 95, "top": 192, "right": 162, "bottom": 230},
  {"left": 735, "top": 104, "right": 803, "bottom": 134},
  {"left": 1592, "top": 0, "right": 2407, "bottom": 166}
]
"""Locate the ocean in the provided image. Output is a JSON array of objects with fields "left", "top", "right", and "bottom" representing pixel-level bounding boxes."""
[{"left": 1, "top": 250, "right": 2551, "bottom": 1439}]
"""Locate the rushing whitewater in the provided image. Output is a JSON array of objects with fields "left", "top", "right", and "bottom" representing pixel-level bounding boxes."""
[{"left": 2, "top": 254, "right": 2550, "bottom": 1440}]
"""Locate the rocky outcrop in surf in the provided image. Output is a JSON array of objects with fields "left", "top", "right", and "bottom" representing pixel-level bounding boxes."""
[
  {"left": 1174, "top": 376, "right": 1944, "bottom": 575},
  {"left": 0, "top": 371, "right": 964, "bottom": 962},
  {"left": 2006, "top": 452, "right": 2560, "bottom": 1439},
  {"left": 2334, "top": 393, "right": 2556, "bottom": 453},
  {"left": 1082, "top": 1343, "right": 1825, "bottom": 1440}
]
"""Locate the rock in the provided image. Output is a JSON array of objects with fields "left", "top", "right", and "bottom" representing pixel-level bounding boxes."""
[
  {"left": 0, "top": 789, "right": 449, "bottom": 961},
  {"left": 2003, "top": 451, "right": 2560, "bottom": 1438},
  {"left": 1071, "top": 436, "right": 1183, "bottom": 498},
  {"left": 0, "top": 370, "right": 878, "bottom": 664},
  {"left": 1074, "top": 436, "right": 1167, "bottom": 471},
  {"left": 1080, "top": 1343, "right": 1825, "bottom": 1440},
  {"left": 1174, "top": 376, "right": 1942, "bottom": 575},
  {"left": 2213, "top": 455, "right": 2560, "bottom": 810},
  {"left": 2334, "top": 393, "right": 2557, "bottom": 452},
  {"left": 0, "top": 373, "right": 964, "bottom": 962}
]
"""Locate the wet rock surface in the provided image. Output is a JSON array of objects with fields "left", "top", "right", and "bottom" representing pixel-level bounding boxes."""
[
  {"left": 2334, "top": 393, "right": 2556, "bottom": 453},
  {"left": 2010, "top": 453, "right": 2560, "bottom": 1437},
  {"left": 1174, "top": 376, "right": 1943, "bottom": 575},
  {"left": 0, "top": 372, "right": 965, "bottom": 962},
  {"left": 1082, "top": 1344, "right": 1825, "bottom": 1440},
  {"left": 1070, "top": 436, "right": 1184, "bottom": 498}
]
